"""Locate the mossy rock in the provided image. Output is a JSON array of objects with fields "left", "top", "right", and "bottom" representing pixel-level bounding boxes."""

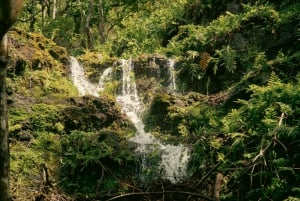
[
  {"left": 62, "top": 95, "right": 134, "bottom": 133},
  {"left": 77, "top": 51, "right": 117, "bottom": 83},
  {"left": 8, "top": 28, "right": 69, "bottom": 74},
  {"left": 6, "top": 29, "right": 78, "bottom": 103},
  {"left": 143, "top": 93, "right": 174, "bottom": 137}
]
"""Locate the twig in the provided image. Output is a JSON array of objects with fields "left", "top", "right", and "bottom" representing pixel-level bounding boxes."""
[
  {"left": 251, "top": 113, "right": 285, "bottom": 164},
  {"left": 96, "top": 161, "right": 106, "bottom": 194},
  {"left": 278, "top": 112, "right": 284, "bottom": 127},
  {"left": 105, "top": 191, "right": 215, "bottom": 201}
]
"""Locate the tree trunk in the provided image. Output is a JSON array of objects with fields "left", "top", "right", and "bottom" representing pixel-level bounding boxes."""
[
  {"left": 98, "top": 0, "right": 105, "bottom": 44},
  {"left": 86, "top": 0, "right": 94, "bottom": 49},
  {"left": 29, "top": 0, "right": 36, "bottom": 32},
  {"left": 0, "top": 1, "right": 24, "bottom": 200},
  {"left": 0, "top": 35, "right": 10, "bottom": 201},
  {"left": 52, "top": 0, "right": 57, "bottom": 19}
]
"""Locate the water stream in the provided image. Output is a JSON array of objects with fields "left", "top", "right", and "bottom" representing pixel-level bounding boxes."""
[
  {"left": 70, "top": 56, "right": 99, "bottom": 97},
  {"left": 69, "top": 56, "right": 190, "bottom": 183},
  {"left": 167, "top": 58, "right": 177, "bottom": 92}
]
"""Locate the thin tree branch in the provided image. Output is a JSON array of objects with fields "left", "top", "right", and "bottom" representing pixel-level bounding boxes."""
[{"left": 105, "top": 191, "right": 215, "bottom": 201}]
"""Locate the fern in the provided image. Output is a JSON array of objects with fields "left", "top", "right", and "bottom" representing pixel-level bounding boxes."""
[
  {"left": 222, "top": 109, "right": 244, "bottom": 133},
  {"left": 262, "top": 106, "right": 278, "bottom": 128},
  {"left": 253, "top": 51, "right": 267, "bottom": 69},
  {"left": 188, "top": 63, "right": 201, "bottom": 81},
  {"left": 268, "top": 71, "right": 281, "bottom": 86},
  {"left": 277, "top": 102, "right": 293, "bottom": 115},
  {"left": 214, "top": 45, "right": 237, "bottom": 73}
]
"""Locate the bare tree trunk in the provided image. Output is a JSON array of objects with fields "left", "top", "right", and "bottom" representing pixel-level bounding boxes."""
[
  {"left": 52, "top": 0, "right": 57, "bottom": 19},
  {"left": 79, "top": 0, "right": 85, "bottom": 34},
  {"left": 86, "top": 0, "right": 94, "bottom": 49},
  {"left": 98, "top": 0, "right": 105, "bottom": 44},
  {"left": 0, "top": 1, "right": 24, "bottom": 200},
  {"left": 0, "top": 35, "right": 10, "bottom": 201}
]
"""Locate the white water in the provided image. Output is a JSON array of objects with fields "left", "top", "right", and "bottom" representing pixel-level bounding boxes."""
[
  {"left": 167, "top": 58, "right": 177, "bottom": 92},
  {"left": 70, "top": 56, "right": 100, "bottom": 97},
  {"left": 116, "top": 58, "right": 189, "bottom": 183},
  {"left": 97, "top": 67, "right": 113, "bottom": 91},
  {"left": 69, "top": 56, "right": 190, "bottom": 183}
]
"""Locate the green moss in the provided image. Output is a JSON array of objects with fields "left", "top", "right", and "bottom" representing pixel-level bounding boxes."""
[
  {"left": 100, "top": 80, "right": 119, "bottom": 95},
  {"left": 76, "top": 51, "right": 117, "bottom": 83},
  {"left": 9, "top": 29, "right": 69, "bottom": 72}
]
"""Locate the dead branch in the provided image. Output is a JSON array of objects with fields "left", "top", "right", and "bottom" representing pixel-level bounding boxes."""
[{"left": 105, "top": 191, "right": 215, "bottom": 201}]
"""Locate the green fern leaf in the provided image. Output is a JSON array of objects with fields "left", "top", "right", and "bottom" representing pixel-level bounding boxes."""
[
  {"left": 254, "top": 52, "right": 267, "bottom": 69},
  {"left": 268, "top": 71, "right": 281, "bottom": 86},
  {"left": 223, "top": 45, "right": 237, "bottom": 73},
  {"left": 214, "top": 45, "right": 237, "bottom": 73}
]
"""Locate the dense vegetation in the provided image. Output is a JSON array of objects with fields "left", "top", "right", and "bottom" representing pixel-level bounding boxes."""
[{"left": 6, "top": 0, "right": 300, "bottom": 200}]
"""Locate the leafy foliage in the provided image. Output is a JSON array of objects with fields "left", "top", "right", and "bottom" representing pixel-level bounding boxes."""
[
  {"left": 218, "top": 73, "right": 300, "bottom": 200},
  {"left": 60, "top": 130, "right": 137, "bottom": 195},
  {"left": 9, "top": 0, "right": 300, "bottom": 200}
]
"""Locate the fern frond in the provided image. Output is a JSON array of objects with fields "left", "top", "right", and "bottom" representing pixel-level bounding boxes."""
[
  {"left": 236, "top": 99, "right": 249, "bottom": 106},
  {"left": 223, "top": 46, "right": 237, "bottom": 73},
  {"left": 268, "top": 71, "right": 281, "bottom": 86},
  {"left": 214, "top": 45, "right": 237, "bottom": 73},
  {"left": 254, "top": 52, "right": 267, "bottom": 69},
  {"left": 222, "top": 109, "right": 244, "bottom": 133},
  {"left": 277, "top": 102, "right": 293, "bottom": 115},
  {"left": 264, "top": 106, "right": 277, "bottom": 119}
]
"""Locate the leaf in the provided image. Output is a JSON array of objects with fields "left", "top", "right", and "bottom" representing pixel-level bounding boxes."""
[
  {"left": 228, "top": 132, "right": 248, "bottom": 139},
  {"left": 214, "top": 45, "right": 237, "bottom": 73},
  {"left": 277, "top": 102, "right": 293, "bottom": 115},
  {"left": 268, "top": 71, "right": 281, "bottom": 86}
]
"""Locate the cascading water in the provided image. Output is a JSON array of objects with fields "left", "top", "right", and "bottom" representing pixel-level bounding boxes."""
[
  {"left": 97, "top": 67, "right": 113, "bottom": 91},
  {"left": 69, "top": 56, "right": 190, "bottom": 183},
  {"left": 167, "top": 58, "right": 177, "bottom": 92},
  {"left": 116, "top": 58, "right": 190, "bottom": 183},
  {"left": 70, "top": 56, "right": 99, "bottom": 97}
]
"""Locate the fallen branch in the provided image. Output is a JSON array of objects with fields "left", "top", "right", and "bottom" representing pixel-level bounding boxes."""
[{"left": 105, "top": 191, "right": 214, "bottom": 201}]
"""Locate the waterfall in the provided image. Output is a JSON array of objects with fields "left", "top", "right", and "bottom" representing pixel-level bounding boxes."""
[
  {"left": 69, "top": 56, "right": 99, "bottom": 97},
  {"left": 97, "top": 67, "right": 113, "bottom": 91},
  {"left": 116, "top": 59, "right": 190, "bottom": 183},
  {"left": 69, "top": 56, "right": 190, "bottom": 183},
  {"left": 167, "top": 58, "right": 177, "bottom": 92}
]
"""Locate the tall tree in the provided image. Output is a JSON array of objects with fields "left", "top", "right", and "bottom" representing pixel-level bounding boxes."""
[
  {"left": 86, "top": 0, "right": 94, "bottom": 49},
  {"left": 52, "top": 0, "right": 57, "bottom": 19},
  {"left": 98, "top": 0, "right": 105, "bottom": 44},
  {"left": 0, "top": 1, "right": 24, "bottom": 201}
]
